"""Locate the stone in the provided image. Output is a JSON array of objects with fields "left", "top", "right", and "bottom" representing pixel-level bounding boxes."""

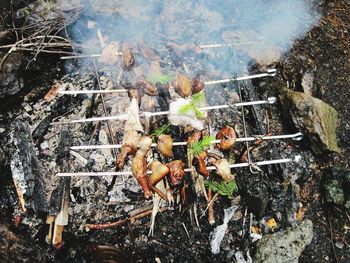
[
  {"left": 280, "top": 89, "right": 340, "bottom": 154},
  {"left": 254, "top": 219, "right": 313, "bottom": 263},
  {"left": 323, "top": 167, "right": 350, "bottom": 212}
]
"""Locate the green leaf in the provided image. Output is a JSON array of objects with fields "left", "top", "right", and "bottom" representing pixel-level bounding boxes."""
[
  {"left": 189, "top": 135, "right": 215, "bottom": 156},
  {"left": 204, "top": 180, "right": 237, "bottom": 198},
  {"left": 151, "top": 123, "right": 171, "bottom": 138}
]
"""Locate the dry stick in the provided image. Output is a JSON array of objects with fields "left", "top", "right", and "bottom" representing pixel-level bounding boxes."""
[
  {"left": 85, "top": 207, "right": 168, "bottom": 230},
  {"left": 150, "top": 186, "right": 168, "bottom": 201},
  {"left": 207, "top": 189, "right": 215, "bottom": 225}
]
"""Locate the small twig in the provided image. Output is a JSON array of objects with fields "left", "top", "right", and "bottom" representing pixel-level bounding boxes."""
[
  {"left": 208, "top": 189, "right": 215, "bottom": 225},
  {"left": 85, "top": 207, "right": 168, "bottom": 230},
  {"left": 327, "top": 210, "right": 339, "bottom": 263},
  {"left": 150, "top": 186, "right": 168, "bottom": 201},
  {"left": 182, "top": 223, "right": 191, "bottom": 240}
]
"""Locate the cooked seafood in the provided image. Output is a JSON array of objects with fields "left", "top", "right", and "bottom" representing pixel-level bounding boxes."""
[
  {"left": 148, "top": 160, "right": 169, "bottom": 186},
  {"left": 168, "top": 98, "right": 205, "bottom": 130},
  {"left": 157, "top": 134, "right": 174, "bottom": 158},
  {"left": 115, "top": 131, "right": 140, "bottom": 170},
  {"left": 173, "top": 73, "right": 191, "bottom": 98},
  {"left": 192, "top": 156, "right": 209, "bottom": 177},
  {"left": 122, "top": 42, "right": 135, "bottom": 69},
  {"left": 132, "top": 154, "right": 152, "bottom": 199},
  {"left": 216, "top": 126, "right": 237, "bottom": 150},
  {"left": 191, "top": 74, "right": 205, "bottom": 94},
  {"left": 212, "top": 159, "right": 234, "bottom": 182},
  {"left": 167, "top": 160, "right": 185, "bottom": 187}
]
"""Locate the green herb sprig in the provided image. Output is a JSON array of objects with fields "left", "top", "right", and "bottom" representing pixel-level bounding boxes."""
[
  {"left": 189, "top": 135, "right": 215, "bottom": 157},
  {"left": 151, "top": 123, "right": 171, "bottom": 138},
  {"left": 204, "top": 180, "right": 237, "bottom": 198}
]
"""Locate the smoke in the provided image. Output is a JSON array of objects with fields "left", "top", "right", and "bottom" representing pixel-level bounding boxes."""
[{"left": 60, "top": 0, "right": 319, "bottom": 65}]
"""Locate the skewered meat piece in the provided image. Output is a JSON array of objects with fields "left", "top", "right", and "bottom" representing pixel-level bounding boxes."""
[
  {"left": 216, "top": 126, "right": 237, "bottom": 150},
  {"left": 212, "top": 159, "right": 234, "bottom": 182},
  {"left": 187, "top": 131, "right": 208, "bottom": 159},
  {"left": 167, "top": 43, "right": 201, "bottom": 57},
  {"left": 127, "top": 88, "right": 142, "bottom": 106},
  {"left": 148, "top": 160, "right": 169, "bottom": 186},
  {"left": 132, "top": 154, "right": 152, "bottom": 199},
  {"left": 136, "top": 78, "right": 159, "bottom": 96},
  {"left": 157, "top": 134, "right": 173, "bottom": 158},
  {"left": 124, "top": 98, "right": 143, "bottom": 132},
  {"left": 99, "top": 42, "right": 119, "bottom": 65},
  {"left": 167, "top": 160, "right": 185, "bottom": 187},
  {"left": 122, "top": 43, "right": 135, "bottom": 69},
  {"left": 115, "top": 131, "right": 140, "bottom": 170},
  {"left": 191, "top": 74, "right": 205, "bottom": 94},
  {"left": 136, "top": 136, "right": 152, "bottom": 157},
  {"left": 192, "top": 156, "right": 209, "bottom": 177},
  {"left": 138, "top": 41, "right": 159, "bottom": 61},
  {"left": 168, "top": 98, "right": 205, "bottom": 130},
  {"left": 173, "top": 73, "right": 191, "bottom": 98}
]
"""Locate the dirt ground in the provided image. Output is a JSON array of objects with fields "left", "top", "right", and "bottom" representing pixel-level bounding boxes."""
[
  {"left": 275, "top": 1, "right": 350, "bottom": 262},
  {"left": 0, "top": 1, "right": 350, "bottom": 262}
]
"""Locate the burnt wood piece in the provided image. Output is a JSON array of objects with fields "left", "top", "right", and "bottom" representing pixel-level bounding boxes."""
[
  {"left": 11, "top": 119, "right": 48, "bottom": 213},
  {"left": 49, "top": 129, "right": 71, "bottom": 215},
  {"left": 32, "top": 95, "right": 81, "bottom": 145},
  {"left": 240, "top": 81, "right": 266, "bottom": 135},
  {"left": 236, "top": 169, "right": 269, "bottom": 218}
]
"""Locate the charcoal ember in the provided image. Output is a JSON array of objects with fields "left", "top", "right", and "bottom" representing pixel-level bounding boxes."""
[
  {"left": 49, "top": 129, "right": 71, "bottom": 215},
  {"left": 32, "top": 96, "right": 79, "bottom": 144},
  {"left": 241, "top": 81, "right": 266, "bottom": 134},
  {"left": 0, "top": 52, "right": 24, "bottom": 99},
  {"left": 236, "top": 170, "right": 269, "bottom": 218},
  {"left": 10, "top": 119, "right": 48, "bottom": 213},
  {"left": 0, "top": 223, "right": 50, "bottom": 262}
]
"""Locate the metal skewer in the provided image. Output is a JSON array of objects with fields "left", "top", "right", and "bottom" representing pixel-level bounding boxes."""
[
  {"left": 57, "top": 69, "right": 277, "bottom": 95},
  {"left": 59, "top": 42, "right": 256, "bottom": 60},
  {"left": 50, "top": 97, "right": 277, "bottom": 125},
  {"left": 70, "top": 132, "right": 303, "bottom": 151},
  {"left": 57, "top": 155, "right": 302, "bottom": 177}
]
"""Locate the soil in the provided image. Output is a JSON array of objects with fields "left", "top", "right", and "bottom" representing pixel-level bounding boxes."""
[{"left": 0, "top": 1, "right": 350, "bottom": 263}]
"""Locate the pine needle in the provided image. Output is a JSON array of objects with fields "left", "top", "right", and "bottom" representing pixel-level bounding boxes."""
[{"left": 151, "top": 123, "right": 171, "bottom": 137}]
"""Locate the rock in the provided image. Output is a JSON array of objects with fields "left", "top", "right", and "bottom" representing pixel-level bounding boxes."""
[
  {"left": 280, "top": 89, "right": 340, "bottom": 154},
  {"left": 301, "top": 71, "right": 314, "bottom": 95},
  {"left": 254, "top": 219, "right": 313, "bottom": 263},
  {"left": 323, "top": 167, "right": 350, "bottom": 212},
  {"left": 236, "top": 172, "right": 269, "bottom": 218}
]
